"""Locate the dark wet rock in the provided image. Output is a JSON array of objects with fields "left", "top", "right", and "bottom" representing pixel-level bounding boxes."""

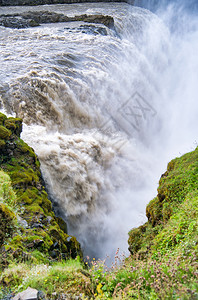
[
  {"left": 46, "top": 215, "right": 52, "bottom": 223},
  {"left": 17, "top": 216, "right": 29, "bottom": 228},
  {"left": 34, "top": 239, "right": 44, "bottom": 247},
  {"left": 21, "top": 11, "right": 68, "bottom": 23},
  {"left": 73, "top": 14, "right": 114, "bottom": 28},
  {"left": 49, "top": 249, "right": 59, "bottom": 258},
  {"left": 79, "top": 24, "right": 108, "bottom": 35},
  {"left": 30, "top": 222, "right": 44, "bottom": 228},
  {"left": 51, "top": 293, "right": 82, "bottom": 300},
  {"left": 0, "top": 16, "right": 39, "bottom": 28},
  {"left": 1, "top": 0, "right": 134, "bottom": 7},
  {"left": 52, "top": 241, "right": 59, "bottom": 248},
  {"left": 37, "top": 291, "right": 46, "bottom": 300},
  {"left": 67, "top": 236, "right": 72, "bottom": 242},
  {"left": 0, "top": 11, "right": 114, "bottom": 29},
  {"left": 26, "top": 242, "right": 34, "bottom": 248},
  {"left": 56, "top": 216, "right": 68, "bottom": 233}
]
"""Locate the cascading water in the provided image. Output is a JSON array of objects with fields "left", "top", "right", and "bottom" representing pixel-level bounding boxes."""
[{"left": 0, "top": 1, "right": 197, "bottom": 260}]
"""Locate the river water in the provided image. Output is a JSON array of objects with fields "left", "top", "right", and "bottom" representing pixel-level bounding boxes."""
[{"left": 0, "top": 1, "right": 198, "bottom": 260}]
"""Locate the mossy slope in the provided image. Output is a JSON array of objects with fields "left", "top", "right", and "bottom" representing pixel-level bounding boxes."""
[
  {"left": 125, "top": 147, "right": 198, "bottom": 298},
  {"left": 128, "top": 147, "right": 198, "bottom": 257},
  {"left": 0, "top": 112, "right": 82, "bottom": 270}
]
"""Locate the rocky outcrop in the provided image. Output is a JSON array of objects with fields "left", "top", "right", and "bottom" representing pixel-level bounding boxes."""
[
  {"left": 13, "top": 287, "right": 44, "bottom": 300},
  {"left": 0, "top": 11, "right": 114, "bottom": 29},
  {"left": 128, "top": 146, "right": 198, "bottom": 257},
  {"left": 0, "top": 112, "right": 82, "bottom": 269},
  {"left": 1, "top": 0, "right": 134, "bottom": 6}
]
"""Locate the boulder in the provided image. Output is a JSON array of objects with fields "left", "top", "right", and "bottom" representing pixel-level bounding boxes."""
[{"left": 13, "top": 287, "right": 39, "bottom": 300}]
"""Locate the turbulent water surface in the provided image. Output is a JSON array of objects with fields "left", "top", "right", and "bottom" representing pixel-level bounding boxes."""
[{"left": 0, "top": 1, "right": 198, "bottom": 260}]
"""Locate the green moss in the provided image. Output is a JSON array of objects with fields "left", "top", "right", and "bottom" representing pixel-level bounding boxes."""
[
  {"left": 31, "top": 250, "right": 49, "bottom": 263},
  {"left": 128, "top": 146, "right": 198, "bottom": 259},
  {"left": 153, "top": 191, "right": 198, "bottom": 254},
  {"left": 0, "top": 139, "right": 5, "bottom": 149},
  {"left": 4, "top": 117, "right": 22, "bottom": 137},
  {"left": 16, "top": 138, "right": 35, "bottom": 157},
  {"left": 8, "top": 168, "right": 39, "bottom": 187},
  {"left": 0, "top": 112, "right": 7, "bottom": 125},
  {"left": 19, "top": 194, "right": 32, "bottom": 205},
  {"left": 162, "top": 201, "right": 173, "bottom": 222},
  {"left": 128, "top": 224, "right": 147, "bottom": 255},
  {"left": 146, "top": 197, "right": 162, "bottom": 226},
  {"left": 4, "top": 120, "right": 16, "bottom": 131},
  {"left": 10, "top": 235, "right": 23, "bottom": 248},
  {"left": 0, "top": 203, "right": 16, "bottom": 247},
  {"left": 56, "top": 216, "right": 67, "bottom": 233},
  {"left": 49, "top": 226, "right": 65, "bottom": 241},
  {"left": 0, "top": 170, "right": 17, "bottom": 208},
  {"left": 68, "top": 236, "right": 83, "bottom": 260},
  {"left": 25, "top": 203, "right": 44, "bottom": 215},
  {"left": 158, "top": 149, "right": 198, "bottom": 205},
  {"left": 0, "top": 115, "right": 81, "bottom": 269},
  {"left": 0, "top": 125, "right": 11, "bottom": 140},
  {"left": 41, "top": 193, "right": 52, "bottom": 212},
  {"left": 24, "top": 232, "right": 53, "bottom": 252}
]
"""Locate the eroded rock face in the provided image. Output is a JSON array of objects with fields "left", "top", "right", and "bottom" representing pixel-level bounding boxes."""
[
  {"left": 0, "top": 11, "right": 114, "bottom": 29},
  {"left": 0, "top": 16, "right": 39, "bottom": 28},
  {"left": 1, "top": 0, "right": 133, "bottom": 6},
  {"left": 0, "top": 112, "right": 82, "bottom": 268}
]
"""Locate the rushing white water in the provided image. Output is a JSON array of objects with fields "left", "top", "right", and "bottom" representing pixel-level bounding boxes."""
[{"left": 0, "top": 1, "right": 198, "bottom": 260}]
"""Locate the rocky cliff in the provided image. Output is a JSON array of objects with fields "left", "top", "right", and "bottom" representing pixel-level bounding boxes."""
[
  {"left": 0, "top": 113, "right": 82, "bottom": 270},
  {"left": 0, "top": 0, "right": 134, "bottom": 6}
]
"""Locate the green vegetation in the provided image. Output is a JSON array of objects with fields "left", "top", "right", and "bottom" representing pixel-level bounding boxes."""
[
  {"left": 0, "top": 258, "right": 93, "bottom": 299},
  {"left": 0, "top": 112, "right": 197, "bottom": 299},
  {"left": 0, "top": 112, "right": 81, "bottom": 272},
  {"left": 129, "top": 146, "right": 198, "bottom": 258}
]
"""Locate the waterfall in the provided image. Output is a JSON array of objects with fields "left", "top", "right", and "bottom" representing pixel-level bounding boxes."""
[
  {"left": 134, "top": 0, "right": 198, "bottom": 12},
  {"left": 0, "top": 1, "right": 197, "bottom": 260}
]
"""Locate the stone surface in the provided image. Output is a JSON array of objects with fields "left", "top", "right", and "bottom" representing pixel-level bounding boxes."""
[
  {"left": 13, "top": 287, "right": 38, "bottom": 300},
  {"left": 0, "top": 11, "right": 115, "bottom": 29},
  {"left": 1, "top": 0, "right": 134, "bottom": 7},
  {"left": 17, "top": 216, "right": 29, "bottom": 228}
]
